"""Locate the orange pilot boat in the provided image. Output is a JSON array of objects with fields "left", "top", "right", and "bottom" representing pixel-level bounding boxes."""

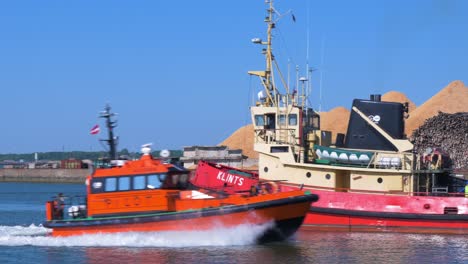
[{"left": 43, "top": 105, "right": 318, "bottom": 242}]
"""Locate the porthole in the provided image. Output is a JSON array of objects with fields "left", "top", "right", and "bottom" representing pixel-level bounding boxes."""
[
  {"left": 264, "top": 167, "right": 269, "bottom": 173},
  {"left": 377, "top": 177, "right": 383, "bottom": 184},
  {"left": 306, "top": 172, "right": 311, "bottom": 178},
  {"left": 325, "top": 174, "right": 331, "bottom": 180}
]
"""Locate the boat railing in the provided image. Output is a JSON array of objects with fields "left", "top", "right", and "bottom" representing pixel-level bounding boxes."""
[
  {"left": 254, "top": 128, "right": 416, "bottom": 170},
  {"left": 312, "top": 146, "right": 414, "bottom": 171},
  {"left": 48, "top": 194, "right": 87, "bottom": 221},
  {"left": 369, "top": 151, "right": 413, "bottom": 171}
]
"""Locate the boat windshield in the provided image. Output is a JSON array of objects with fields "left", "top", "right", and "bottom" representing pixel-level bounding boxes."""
[
  {"left": 89, "top": 172, "right": 191, "bottom": 193},
  {"left": 90, "top": 173, "right": 169, "bottom": 193},
  {"left": 163, "top": 173, "right": 189, "bottom": 189}
]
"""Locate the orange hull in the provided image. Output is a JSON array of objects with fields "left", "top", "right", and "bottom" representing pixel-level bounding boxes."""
[{"left": 44, "top": 191, "right": 317, "bottom": 242}]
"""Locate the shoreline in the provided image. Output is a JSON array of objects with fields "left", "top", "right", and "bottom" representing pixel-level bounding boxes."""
[{"left": 0, "top": 169, "right": 88, "bottom": 184}]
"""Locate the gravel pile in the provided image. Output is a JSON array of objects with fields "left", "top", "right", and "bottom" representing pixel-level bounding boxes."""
[{"left": 411, "top": 112, "right": 468, "bottom": 169}]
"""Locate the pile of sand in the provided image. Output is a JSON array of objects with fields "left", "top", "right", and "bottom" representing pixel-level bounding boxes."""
[
  {"left": 382, "top": 91, "right": 416, "bottom": 112},
  {"left": 218, "top": 124, "right": 257, "bottom": 159},
  {"left": 220, "top": 81, "right": 468, "bottom": 159},
  {"left": 406, "top": 80, "right": 468, "bottom": 136},
  {"left": 320, "top": 107, "right": 350, "bottom": 140}
]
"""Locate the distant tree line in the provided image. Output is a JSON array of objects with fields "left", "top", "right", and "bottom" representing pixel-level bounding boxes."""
[{"left": 0, "top": 149, "right": 183, "bottom": 162}]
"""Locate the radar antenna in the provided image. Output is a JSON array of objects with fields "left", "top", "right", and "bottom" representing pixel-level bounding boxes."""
[{"left": 99, "top": 104, "right": 118, "bottom": 160}]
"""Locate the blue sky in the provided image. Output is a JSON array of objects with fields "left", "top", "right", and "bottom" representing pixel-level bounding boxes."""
[{"left": 0, "top": 0, "right": 466, "bottom": 154}]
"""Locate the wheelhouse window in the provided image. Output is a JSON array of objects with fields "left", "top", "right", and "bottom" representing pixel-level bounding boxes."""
[
  {"left": 265, "top": 114, "right": 276, "bottom": 129},
  {"left": 91, "top": 179, "right": 104, "bottom": 193},
  {"left": 166, "top": 173, "right": 189, "bottom": 189},
  {"left": 311, "top": 114, "right": 320, "bottom": 130},
  {"left": 171, "top": 174, "right": 180, "bottom": 186},
  {"left": 148, "top": 174, "right": 163, "bottom": 189},
  {"left": 303, "top": 112, "right": 320, "bottom": 130},
  {"left": 289, "top": 114, "right": 297, "bottom": 126},
  {"left": 255, "top": 115, "right": 265, "bottom": 126},
  {"left": 91, "top": 173, "right": 178, "bottom": 193},
  {"left": 278, "top": 114, "right": 286, "bottom": 126},
  {"left": 118, "top": 177, "right": 130, "bottom": 191},
  {"left": 133, "top": 175, "right": 146, "bottom": 190},
  {"left": 159, "top": 174, "right": 167, "bottom": 182},
  {"left": 104, "top": 178, "right": 117, "bottom": 192}
]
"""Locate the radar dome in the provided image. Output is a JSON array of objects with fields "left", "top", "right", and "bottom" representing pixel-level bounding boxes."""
[
  {"left": 160, "top": 149, "right": 170, "bottom": 158},
  {"left": 141, "top": 143, "right": 152, "bottom": 155}
]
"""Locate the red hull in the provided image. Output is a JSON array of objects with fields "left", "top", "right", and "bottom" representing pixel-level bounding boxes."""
[
  {"left": 281, "top": 184, "right": 468, "bottom": 234},
  {"left": 192, "top": 162, "right": 468, "bottom": 234},
  {"left": 302, "top": 212, "right": 468, "bottom": 234}
]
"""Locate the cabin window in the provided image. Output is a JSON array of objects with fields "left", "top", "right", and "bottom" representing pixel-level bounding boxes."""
[
  {"left": 105, "top": 178, "right": 117, "bottom": 192},
  {"left": 118, "top": 177, "right": 130, "bottom": 191},
  {"left": 265, "top": 114, "right": 276, "bottom": 129},
  {"left": 159, "top": 173, "right": 167, "bottom": 182},
  {"left": 148, "top": 174, "right": 163, "bottom": 189},
  {"left": 303, "top": 113, "right": 320, "bottom": 130},
  {"left": 178, "top": 174, "right": 189, "bottom": 189},
  {"left": 133, "top": 175, "right": 146, "bottom": 190},
  {"left": 166, "top": 173, "right": 189, "bottom": 189},
  {"left": 271, "top": 146, "right": 289, "bottom": 153},
  {"left": 171, "top": 174, "right": 179, "bottom": 185},
  {"left": 278, "top": 114, "right": 286, "bottom": 126},
  {"left": 91, "top": 179, "right": 104, "bottom": 193},
  {"left": 289, "top": 114, "right": 297, "bottom": 126},
  {"left": 311, "top": 114, "right": 320, "bottom": 130},
  {"left": 255, "top": 115, "right": 265, "bottom": 126},
  {"left": 179, "top": 174, "right": 188, "bottom": 184}
]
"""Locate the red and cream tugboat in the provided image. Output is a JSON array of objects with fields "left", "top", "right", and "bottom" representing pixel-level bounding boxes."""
[
  {"left": 43, "top": 105, "right": 318, "bottom": 242},
  {"left": 245, "top": 0, "right": 468, "bottom": 234}
]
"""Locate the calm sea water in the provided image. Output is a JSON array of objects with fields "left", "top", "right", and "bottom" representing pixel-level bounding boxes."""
[{"left": 0, "top": 182, "right": 466, "bottom": 264}]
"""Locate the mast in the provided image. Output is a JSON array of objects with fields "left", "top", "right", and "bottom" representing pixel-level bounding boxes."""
[
  {"left": 266, "top": 0, "right": 274, "bottom": 105},
  {"left": 99, "top": 104, "right": 118, "bottom": 160},
  {"left": 249, "top": 0, "right": 278, "bottom": 107}
]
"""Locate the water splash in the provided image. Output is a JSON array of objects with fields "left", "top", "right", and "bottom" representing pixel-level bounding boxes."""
[
  {"left": 0, "top": 224, "right": 50, "bottom": 237},
  {"left": 0, "top": 222, "right": 274, "bottom": 247}
]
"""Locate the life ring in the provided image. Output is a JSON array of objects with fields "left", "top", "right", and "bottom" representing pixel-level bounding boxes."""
[{"left": 261, "top": 181, "right": 279, "bottom": 194}]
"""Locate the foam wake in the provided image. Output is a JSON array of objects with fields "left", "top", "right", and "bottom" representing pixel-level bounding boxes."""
[{"left": 0, "top": 222, "right": 274, "bottom": 247}]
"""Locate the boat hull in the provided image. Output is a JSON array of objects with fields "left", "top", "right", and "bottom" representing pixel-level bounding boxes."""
[
  {"left": 281, "top": 184, "right": 468, "bottom": 234},
  {"left": 303, "top": 208, "right": 468, "bottom": 234},
  {"left": 44, "top": 192, "right": 317, "bottom": 242}
]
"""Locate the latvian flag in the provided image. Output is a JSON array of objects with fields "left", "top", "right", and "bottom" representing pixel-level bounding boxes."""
[{"left": 90, "top": 124, "right": 100, "bottom": 135}]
